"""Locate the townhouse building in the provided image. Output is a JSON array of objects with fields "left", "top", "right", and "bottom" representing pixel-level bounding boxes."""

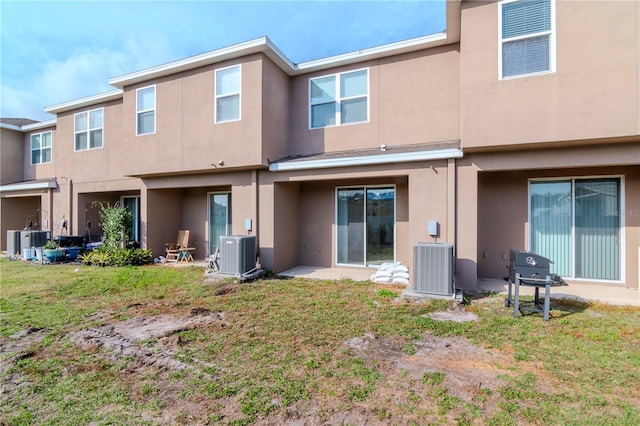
[{"left": 2, "top": 0, "right": 639, "bottom": 293}]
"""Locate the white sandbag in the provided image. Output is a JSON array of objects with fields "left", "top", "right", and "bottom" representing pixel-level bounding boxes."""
[
  {"left": 392, "top": 272, "right": 410, "bottom": 279},
  {"left": 374, "top": 276, "right": 392, "bottom": 284},
  {"left": 388, "top": 265, "right": 409, "bottom": 273},
  {"left": 379, "top": 261, "right": 401, "bottom": 271},
  {"left": 370, "top": 273, "right": 390, "bottom": 281},
  {"left": 392, "top": 277, "right": 410, "bottom": 285}
]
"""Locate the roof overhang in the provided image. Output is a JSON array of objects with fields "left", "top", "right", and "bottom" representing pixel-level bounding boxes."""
[
  {"left": 109, "top": 31, "right": 454, "bottom": 89},
  {"left": 0, "top": 119, "right": 57, "bottom": 132},
  {"left": 21, "top": 119, "right": 57, "bottom": 131},
  {"left": 0, "top": 178, "right": 58, "bottom": 193},
  {"left": 108, "top": 1, "right": 460, "bottom": 88},
  {"left": 0, "top": 123, "right": 22, "bottom": 131},
  {"left": 108, "top": 37, "right": 295, "bottom": 88},
  {"left": 269, "top": 146, "right": 463, "bottom": 172},
  {"left": 44, "top": 89, "right": 123, "bottom": 115},
  {"left": 40, "top": 1, "right": 461, "bottom": 112}
]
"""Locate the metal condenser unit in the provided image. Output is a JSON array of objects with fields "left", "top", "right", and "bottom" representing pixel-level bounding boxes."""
[
  {"left": 219, "top": 235, "right": 256, "bottom": 275},
  {"left": 413, "top": 243, "right": 455, "bottom": 296}
]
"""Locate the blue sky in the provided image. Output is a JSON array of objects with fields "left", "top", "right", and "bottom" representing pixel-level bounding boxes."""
[{"left": 0, "top": 0, "right": 446, "bottom": 122}]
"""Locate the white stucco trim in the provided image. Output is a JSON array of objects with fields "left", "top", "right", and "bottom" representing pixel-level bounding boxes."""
[
  {"left": 298, "top": 31, "right": 448, "bottom": 72},
  {"left": 44, "top": 90, "right": 123, "bottom": 114},
  {"left": 0, "top": 180, "right": 58, "bottom": 193},
  {"left": 0, "top": 123, "right": 22, "bottom": 131},
  {"left": 1, "top": 120, "right": 57, "bottom": 132},
  {"left": 21, "top": 119, "right": 57, "bottom": 131},
  {"left": 108, "top": 31, "right": 451, "bottom": 88},
  {"left": 269, "top": 148, "right": 463, "bottom": 172}
]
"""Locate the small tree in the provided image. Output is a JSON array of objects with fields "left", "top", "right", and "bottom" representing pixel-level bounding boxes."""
[{"left": 94, "top": 202, "right": 133, "bottom": 249}]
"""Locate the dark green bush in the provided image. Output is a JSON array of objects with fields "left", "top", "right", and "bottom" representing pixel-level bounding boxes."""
[{"left": 79, "top": 247, "right": 152, "bottom": 267}]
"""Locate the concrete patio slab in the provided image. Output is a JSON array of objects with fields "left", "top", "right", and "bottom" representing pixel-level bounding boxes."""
[
  {"left": 276, "top": 265, "right": 376, "bottom": 281},
  {"left": 477, "top": 278, "right": 639, "bottom": 307}
]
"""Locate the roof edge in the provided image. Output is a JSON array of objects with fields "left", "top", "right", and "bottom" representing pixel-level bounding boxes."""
[
  {"left": 44, "top": 89, "right": 124, "bottom": 115},
  {"left": 0, "top": 119, "right": 57, "bottom": 132},
  {"left": 0, "top": 178, "right": 58, "bottom": 193},
  {"left": 269, "top": 148, "right": 463, "bottom": 172},
  {"left": 296, "top": 31, "right": 448, "bottom": 73},
  {"left": 108, "top": 37, "right": 290, "bottom": 88},
  {"left": 21, "top": 119, "right": 57, "bottom": 131}
]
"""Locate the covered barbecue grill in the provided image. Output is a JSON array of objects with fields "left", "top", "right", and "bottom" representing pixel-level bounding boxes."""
[{"left": 505, "top": 249, "right": 567, "bottom": 321}]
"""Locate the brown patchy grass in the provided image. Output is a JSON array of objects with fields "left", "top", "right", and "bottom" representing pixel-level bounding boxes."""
[{"left": 1, "top": 259, "right": 639, "bottom": 425}]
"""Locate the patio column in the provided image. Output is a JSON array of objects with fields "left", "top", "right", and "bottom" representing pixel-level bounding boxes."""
[{"left": 456, "top": 161, "right": 479, "bottom": 291}]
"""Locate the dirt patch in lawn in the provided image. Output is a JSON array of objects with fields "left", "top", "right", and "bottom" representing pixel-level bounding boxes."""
[
  {"left": 66, "top": 308, "right": 227, "bottom": 373},
  {"left": 1, "top": 306, "right": 558, "bottom": 424}
]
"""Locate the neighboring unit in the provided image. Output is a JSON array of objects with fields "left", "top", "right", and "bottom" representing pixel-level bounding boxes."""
[{"left": 1, "top": 0, "right": 638, "bottom": 295}]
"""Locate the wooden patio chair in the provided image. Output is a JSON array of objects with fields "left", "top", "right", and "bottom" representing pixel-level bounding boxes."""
[{"left": 165, "top": 230, "right": 195, "bottom": 262}]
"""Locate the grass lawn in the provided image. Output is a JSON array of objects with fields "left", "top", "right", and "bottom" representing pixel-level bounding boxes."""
[{"left": 1, "top": 259, "right": 639, "bottom": 425}]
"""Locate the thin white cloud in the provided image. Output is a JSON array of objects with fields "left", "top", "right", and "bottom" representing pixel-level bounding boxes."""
[
  {"left": 1, "top": 35, "right": 177, "bottom": 121},
  {"left": 0, "top": 1, "right": 446, "bottom": 122}
]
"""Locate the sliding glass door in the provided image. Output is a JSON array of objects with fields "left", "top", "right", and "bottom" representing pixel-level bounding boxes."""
[
  {"left": 337, "top": 186, "right": 395, "bottom": 266},
  {"left": 208, "top": 193, "right": 231, "bottom": 256},
  {"left": 530, "top": 178, "right": 621, "bottom": 280},
  {"left": 121, "top": 196, "right": 140, "bottom": 243}
]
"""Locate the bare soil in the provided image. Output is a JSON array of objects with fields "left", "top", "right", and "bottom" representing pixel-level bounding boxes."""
[{"left": 0, "top": 306, "right": 554, "bottom": 425}]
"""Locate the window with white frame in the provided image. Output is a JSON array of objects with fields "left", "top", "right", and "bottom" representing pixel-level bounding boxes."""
[
  {"left": 215, "top": 65, "right": 241, "bottom": 123},
  {"left": 136, "top": 85, "right": 156, "bottom": 135},
  {"left": 30, "top": 131, "right": 52, "bottom": 164},
  {"left": 529, "top": 177, "right": 622, "bottom": 281},
  {"left": 309, "top": 68, "right": 368, "bottom": 129},
  {"left": 74, "top": 108, "right": 103, "bottom": 151},
  {"left": 499, "top": 0, "right": 554, "bottom": 79}
]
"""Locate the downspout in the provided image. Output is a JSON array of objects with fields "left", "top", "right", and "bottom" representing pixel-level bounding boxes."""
[
  {"left": 48, "top": 186, "right": 54, "bottom": 237},
  {"left": 68, "top": 179, "right": 73, "bottom": 235},
  {"left": 253, "top": 169, "right": 260, "bottom": 249},
  {"left": 447, "top": 157, "right": 457, "bottom": 245}
]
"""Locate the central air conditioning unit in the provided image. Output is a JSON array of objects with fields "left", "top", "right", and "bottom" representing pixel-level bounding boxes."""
[
  {"left": 220, "top": 235, "right": 256, "bottom": 275},
  {"left": 413, "top": 243, "right": 455, "bottom": 296},
  {"left": 7, "top": 230, "right": 22, "bottom": 256},
  {"left": 20, "top": 231, "right": 50, "bottom": 251}
]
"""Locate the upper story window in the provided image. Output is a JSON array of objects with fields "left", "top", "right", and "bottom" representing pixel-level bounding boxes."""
[
  {"left": 215, "top": 65, "right": 241, "bottom": 123},
  {"left": 30, "top": 131, "right": 52, "bottom": 165},
  {"left": 75, "top": 108, "right": 103, "bottom": 151},
  {"left": 499, "top": 0, "right": 555, "bottom": 79},
  {"left": 309, "top": 68, "right": 369, "bottom": 129},
  {"left": 136, "top": 85, "right": 156, "bottom": 135}
]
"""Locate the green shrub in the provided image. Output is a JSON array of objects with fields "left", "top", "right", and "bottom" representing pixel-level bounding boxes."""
[
  {"left": 79, "top": 247, "right": 152, "bottom": 267},
  {"left": 109, "top": 248, "right": 153, "bottom": 266},
  {"left": 79, "top": 202, "right": 152, "bottom": 266},
  {"left": 93, "top": 201, "right": 133, "bottom": 250}
]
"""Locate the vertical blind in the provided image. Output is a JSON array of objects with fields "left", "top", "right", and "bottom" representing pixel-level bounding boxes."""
[
  {"left": 574, "top": 180, "right": 620, "bottom": 280},
  {"left": 530, "top": 180, "right": 572, "bottom": 276},
  {"left": 530, "top": 179, "right": 620, "bottom": 280}
]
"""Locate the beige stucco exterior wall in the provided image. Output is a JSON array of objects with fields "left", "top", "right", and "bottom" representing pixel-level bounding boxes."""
[
  {"left": 261, "top": 159, "right": 452, "bottom": 275},
  {"left": 465, "top": 142, "right": 640, "bottom": 289},
  {"left": 272, "top": 182, "right": 300, "bottom": 272},
  {"left": 461, "top": 0, "right": 640, "bottom": 148},
  {"left": 477, "top": 165, "right": 640, "bottom": 289},
  {"left": 21, "top": 125, "right": 57, "bottom": 182},
  {"left": 261, "top": 56, "right": 290, "bottom": 165},
  {"left": 288, "top": 46, "right": 461, "bottom": 157},
  {"left": 118, "top": 55, "right": 266, "bottom": 177},
  {"left": 0, "top": 194, "right": 46, "bottom": 251},
  {"left": 142, "top": 171, "right": 257, "bottom": 260},
  {"left": 1, "top": 128, "right": 25, "bottom": 184},
  {"left": 46, "top": 101, "right": 121, "bottom": 183}
]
